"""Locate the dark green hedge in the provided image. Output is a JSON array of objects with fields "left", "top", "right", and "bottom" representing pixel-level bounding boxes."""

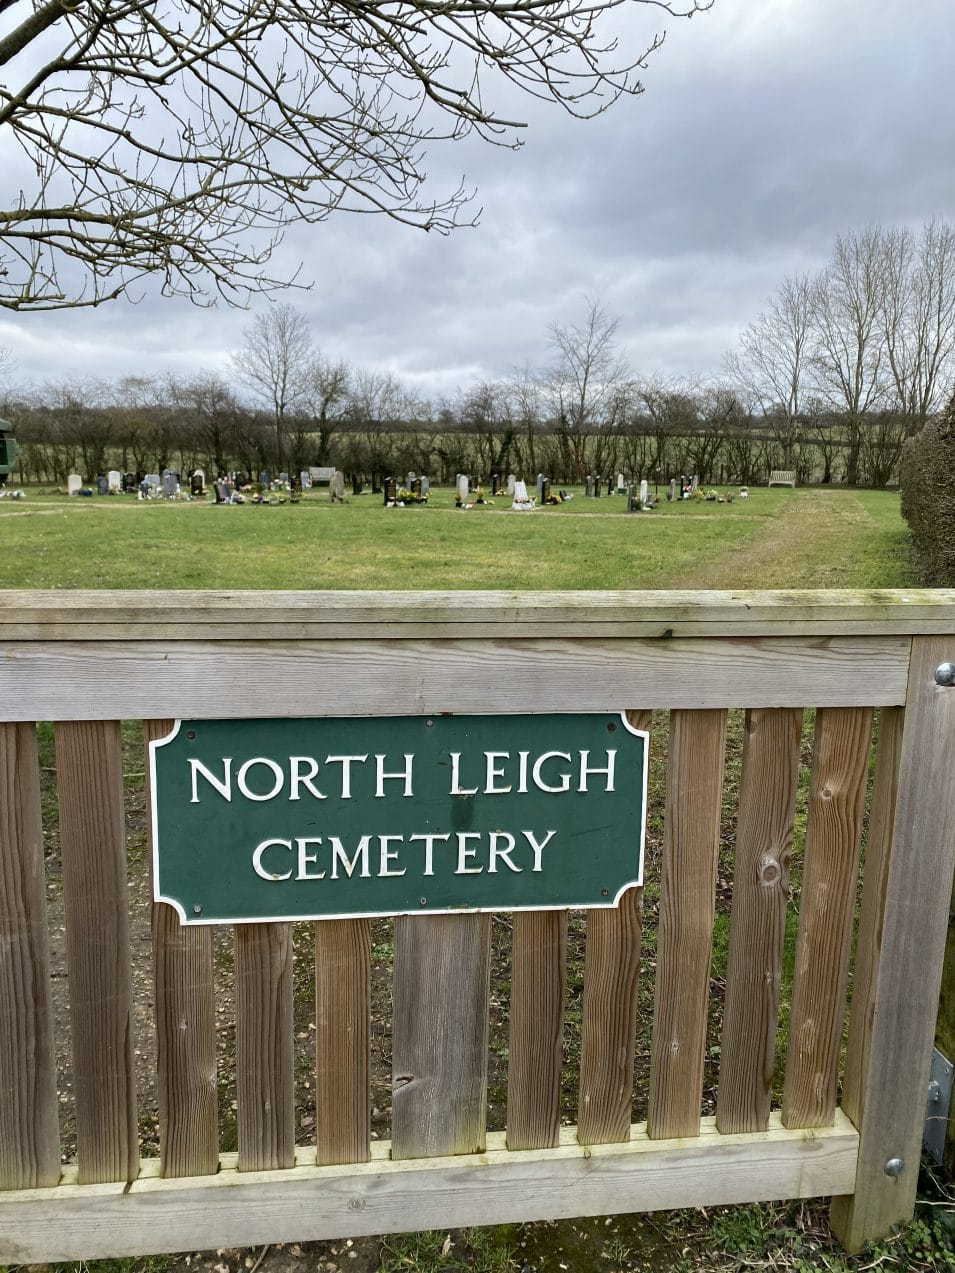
[{"left": 900, "top": 398, "right": 955, "bottom": 585}]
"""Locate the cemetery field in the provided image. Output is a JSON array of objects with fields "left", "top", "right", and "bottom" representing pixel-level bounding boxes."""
[{"left": 0, "top": 485, "right": 916, "bottom": 589}]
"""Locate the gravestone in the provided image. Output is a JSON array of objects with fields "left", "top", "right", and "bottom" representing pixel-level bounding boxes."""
[
  {"left": 456, "top": 474, "right": 469, "bottom": 504},
  {"left": 67, "top": 473, "right": 82, "bottom": 495},
  {"left": 640, "top": 479, "right": 649, "bottom": 507},
  {"left": 191, "top": 470, "right": 205, "bottom": 497},
  {"left": 607, "top": 476, "right": 614, "bottom": 496},
  {"left": 260, "top": 469, "right": 272, "bottom": 490},
  {"left": 406, "top": 472, "right": 416, "bottom": 489},
  {"left": 162, "top": 471, "right": 178, "bottom": 499},
  {"left": 491, "top": 473, "right": 501, "bottom": 496},
  {"left": 626, "top": 484, "right": 635, "bottom": 513},
  {"left": 300, "top": 470, "right": 312, "bottom": 489},
  {"left": 419, "top": 476, "right": 430, "bottom": 496},
  {"left": 352, "top": 475, "right": 363, "bottom": 495},
  {"left": 330, "top": 470, "right": 345, "bottom": 503},
  {"left": 511, "top": 479, "right": 536, "bottom": 510},
  {"left": 145, "top": 473, "right": 160, "bottom": 490},
  {"left": 617, "top": 473, "right": 627, "bottom": 494},
  {"left": 541, "top": 477, "right": 551, "bottom": 503},
  {"left": 669, "top": 478, "right": 677, "bottom": 502},
  {"left": 585, "top": 476, "right": 594, "bottom": 498},
  {"left": 507, "top": 474, "right": 516, "bottom": 496},
  {"left": 691, "top": 475, "right": 699, "bottom": 493},
  {"left": 536, "top": 473, "right": 545, "bottom": 501},
  {"left": 107, "top": 469, "right": 122, "bottom": 493},
  {"left": 593, "top": 478, "right": 601, "bottom": 499},
  {"left": 123, "top": 472, "right": 137, "bottom": 493},
  {"left": 96, "top": 475, "right": 108, "bottom": 496},
  {"left": 384, "top": 477, "right": 397, "bottom": 505},
  {"left": 278, "top": 472, "right": 289, "bottom": 485}
]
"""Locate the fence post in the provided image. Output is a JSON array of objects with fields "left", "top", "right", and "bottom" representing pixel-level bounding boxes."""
[{"left": 831, "top": 637, "right": 955, "bottom": 1252}]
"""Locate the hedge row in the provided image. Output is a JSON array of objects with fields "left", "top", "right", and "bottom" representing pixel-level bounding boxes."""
[{"left": 900, "top": 396, "right": 955, "bottom": 585}]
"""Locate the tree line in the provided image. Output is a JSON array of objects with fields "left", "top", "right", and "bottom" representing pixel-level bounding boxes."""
[{"left": 3, "top": 220, "right": 954, "bottom": 488}]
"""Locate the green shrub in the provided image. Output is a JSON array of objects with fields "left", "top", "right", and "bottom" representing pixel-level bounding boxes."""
[{"left": 900, "top": 397, "right": 955, "bottom": 584}]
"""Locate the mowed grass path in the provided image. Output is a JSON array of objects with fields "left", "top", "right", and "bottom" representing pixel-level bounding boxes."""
[{"left": 0, "top": 485, "right": 916, "bottom": 590}]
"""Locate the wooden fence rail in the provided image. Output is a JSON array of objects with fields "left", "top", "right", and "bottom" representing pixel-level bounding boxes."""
[{"left": 2, "top": 589, "right": 955, "bottom": 1260}]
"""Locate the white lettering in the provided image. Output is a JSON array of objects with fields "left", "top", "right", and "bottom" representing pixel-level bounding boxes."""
[
  {"left": 456, "top": 831, "right": 483, "bottom": 874},
  {"left": 289, "top": 755, "right": 327, "bottom": 800},
  {"left": 578, "top": 749, "right": 616, "bottom": 793},
  {"left": 532, "top": 752, "right": 572, "bottom": 793},
  {"left": 523, "top": 828, "right": 557, "bottom": 871},
  {"left": 252, "top": 837, "right": 293, "bottom": 880},
  {"left": 488, "top": 831, "right": 521, "bottom": 873},
  {"left": 484, "top": 752, "right": 511, "bottom": 794},
  {"left": 378, "top": 834, "right": 406, "bottom": 876},
  {"left": 189, "top": 757, "right": 233, "bottom": 803},
  {"left": 409, "top": 831, "right": 450, "bottom": 876},
  {"left": 449, "top": 751, "right": 478, "bottom": 796},
  {"left": 517, "top": 750, "right": 529, "bottom": 794},
  {"left": 329, "top": 834, "right": 371, "bottom": 879},
  {"left": 237, "top": 757, "right": 285, "bottom": 802},
  {"left": 324, "top": 754, "right": 367, "bottom": 800},
  {"left": 375, "top": 754, "right": 414, "bottom": 798},
  {"left": 296, "top": 836, "right": 325, "bottom": 879}
]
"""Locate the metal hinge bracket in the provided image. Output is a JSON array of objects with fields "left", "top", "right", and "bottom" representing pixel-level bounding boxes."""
[{"left": 924, "top": 1047, "right": 954, "bottom": 1165}]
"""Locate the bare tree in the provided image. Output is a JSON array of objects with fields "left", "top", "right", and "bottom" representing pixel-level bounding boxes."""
[
  {"left": 810, "top": 229, "right": 888, "bottom": 486},
  {"left": 0, "top": 1, "right": 707, "bottom": 311},
  {"left": 546, "top": 297, "right": 629, "bottom": 478},
  {"left": 302, "top": 354, "right": 351, "bottom": 467},
  {"left": 231, "top": 304, "right": 313, "bottom": 469},
  {"left": 726, "top": 273, "right": 815, "bottom": 469},
  {"left": 879, "top": 220, "right": 955, "bottom": 434}
]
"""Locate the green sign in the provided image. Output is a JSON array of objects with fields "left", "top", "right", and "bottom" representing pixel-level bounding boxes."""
[{"left": 150, "top": 714, "right": 647, "bottom": 924}]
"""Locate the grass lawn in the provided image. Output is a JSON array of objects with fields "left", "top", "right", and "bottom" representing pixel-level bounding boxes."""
[{"left": 0, "top": 484, "right": 917, "bottom": 590}]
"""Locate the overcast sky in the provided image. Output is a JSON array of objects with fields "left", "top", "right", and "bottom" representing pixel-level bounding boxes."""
[{"left": 2, "top": 0, "right": 954, "bottom": 403}]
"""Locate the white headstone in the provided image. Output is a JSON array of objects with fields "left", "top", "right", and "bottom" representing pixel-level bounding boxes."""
[
  {"left": 456, "top": 474, "right": 469, "bottom": 503},
  {"left": 299, "top": 470, "right": 312, "bottom": 489},
  {"left": 330, "top": 470, "right": 345, "bottom": 503},
  {"left": 640, "top": 479, "right": 649, "bottom": 506},
  {"left": 511, "top": 480, "right": 537, "bottom": 511},
  {"left": 419, "top": 476, "right": 430, "bottom": 496},
  {"left": 691, "top": 475, "right": 699, "bottom": 492},
  {"left": 67, "top": 473, "right": 82, "bottom": 495},
  {"left": 617, "top": 473, "right": 627, "bottom": 493},
  {"left": 108, "top": 469, "right": 122, "bottom": 493},
  {"left": 162, "top": 472, "right": 178, "bottom": 498},
  {"left": 145, "top": 473, "right": 160, "bottom": 488},
  {"left": 507, "top": 474, "right": 516, "bottom": 496}
]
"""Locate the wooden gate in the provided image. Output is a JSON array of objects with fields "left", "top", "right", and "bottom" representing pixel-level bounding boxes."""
[{"left": 2, "top": 589, "right": 955, "bottom": 1260}]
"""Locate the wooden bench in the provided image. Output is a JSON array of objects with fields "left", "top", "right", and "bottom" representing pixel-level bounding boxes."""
[{"left": 768, "top": 470, "right": 796, "bottom": 487}]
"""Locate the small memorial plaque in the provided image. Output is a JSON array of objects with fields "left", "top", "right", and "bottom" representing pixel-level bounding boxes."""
[{"left": 150, "top": 713, "right": 648, "bottom": 924}]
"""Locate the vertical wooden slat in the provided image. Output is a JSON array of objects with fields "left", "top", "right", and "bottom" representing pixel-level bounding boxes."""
[
  {"left": 392, "top": 913, "right": 491, "bottom": 1160},
  {"left": 577, "top": 708, "right": 650, "bottom": 1147},
  {"left": 647, "top": 709, "right": 727, "bottom": 1140},
  {"left": 781, "top": 706, "right": 873, "bottom": 1130},
  {"left": 146, "top": 719, "right": 218, "bottom": 1179},
  {"left": 55, "top": 719, "right": 138, "bottom": 1184},
  {"left": 0, "top": 722, "right": 60, "bottom": 1188},
  {"left": 506, "top": 910, "right": 567, "bottom": 1150},
  {"left": 236, "top": 923, "right": 295, "bottom": 1171},
  {"left": 716, "top": 707, "right": 803, "bottom": 1133},
  {"left": 839, "top": 706, "right": 904, "bottom": 1126},
  {"left": 831, "top": 641, "right": 955, "bottom": 1250},
  {"left": 315, "top": 918, "right": 370, "bottom": 1166}
]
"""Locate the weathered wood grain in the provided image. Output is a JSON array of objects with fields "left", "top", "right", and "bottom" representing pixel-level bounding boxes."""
[
  {"left": 145, "top": 719, "right": 218, "bottom": 1180},
  {"left": 392, "top": 913, "right": 491, "bottom": 1159},
  {"left": 781, "top": 707, "right": 873, "bottom": 1130},
  {"left": 647, "top": 709, "right": 727, "bottom": 1140},
  {"left": 2, "top": 587, "right": 955, "bottom": 639},
  {"left": 54, "top": 720, "right": 138, "bottom": 1184},
  {"left": 716, "top": 708, "right": 803, "bottom": 1134},
  {"left": 831, "top": 639, "right": 955, "bottom": 1250},
  {"left": 315, "top": 919, "right": 371, "bottom": 1166},
  {"left": 839, "top": 707, "right": 904, "bottom": 1128},
  {"left": 576, "top": 707, "right": 651, "bottom": 1147},
  {"left": 0, "top": 722, "right": 60, "bottom": 1189},
  {"left": 0, "top": 1114, "right": 859, "bottom": 1263},
  {"left": 506, "top": 910, "right": 567, "bottom": 1150},
  {"left": 0, "top": 636, "right": 911, "bottom": 719},
  {"left": 235, "top": 924, "right": 295, "bottom": 1172}
]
